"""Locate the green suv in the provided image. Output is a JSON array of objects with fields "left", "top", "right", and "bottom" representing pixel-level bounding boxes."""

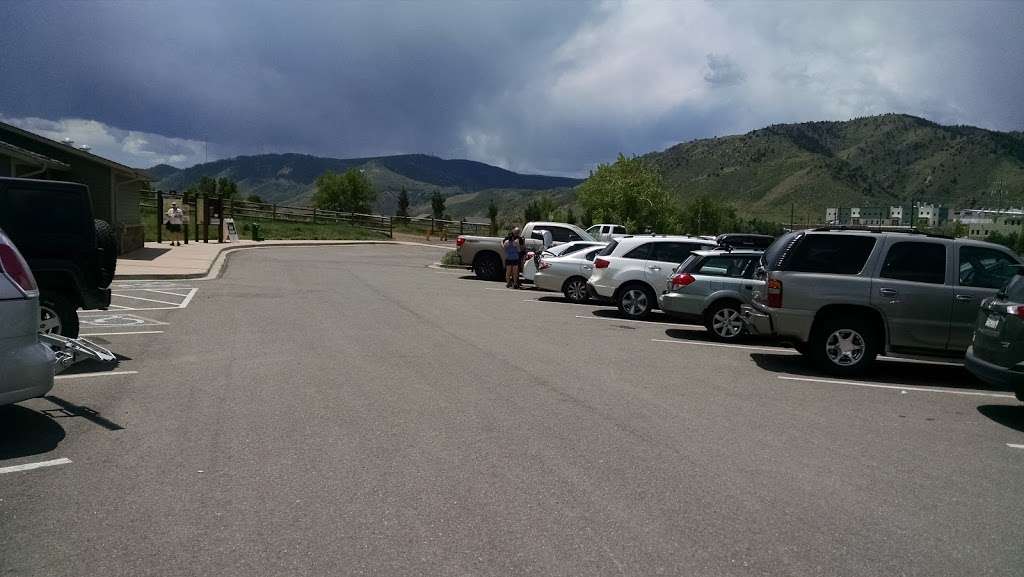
[{"left": 966, "top": 272, "right": 1024, "bottom": 401}]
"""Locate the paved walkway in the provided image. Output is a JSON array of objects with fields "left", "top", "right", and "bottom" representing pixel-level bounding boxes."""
[{"left": 115, "top": 239, "right": 451, "bottom": 279}]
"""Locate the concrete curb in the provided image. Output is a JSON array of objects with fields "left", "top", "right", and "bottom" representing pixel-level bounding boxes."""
[{"left": 114, "top": 241, "right": 450, "bottom": 281}]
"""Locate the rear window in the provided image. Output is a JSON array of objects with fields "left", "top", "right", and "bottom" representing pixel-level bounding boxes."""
[
  {"left": 1002, "top": 274, "right": 1024, "bottom": 301},
  {"left": 598, "top": 240, "right": 618, "bottom": 257},
  {"left": 762, "top": 231, "right": 802, "bottom": 270},
  {"left": 612, "top": 226, "right": 627, "bottom": 234},
  {"left": 783, "top": 234, "right": 877, "bottom": 274},
  {"left": 624, "top": 242, "right": 653, "bottom": 260}
]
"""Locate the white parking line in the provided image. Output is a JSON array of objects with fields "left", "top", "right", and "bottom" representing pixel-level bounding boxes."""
[
  {"left": 179, "top": 287, "right": 198, "bottom": 308},
  {"left": 777, "top": 375, "right": 1015, "bottom": 398},
  {"left": 55, "top": 370, "right": 139, "bottom": 381},
  {"left": 111, "top": 293, "right": 182, "bottom": 306},
  {"left": 81, "top": 331, "right": 164, "bottom": 337},
  {"left": 1008, "top": 444, "right": 1024, "bottom": 450},
  {"left": 137, "top": 288, "right": 193, "bottom": 297},
  {"left": 650, "top": 338, "right": 790, "bottom": 352},
  {"left": 0, "top": 458, "right": 72, "bottom": 475},
  {"left": 575, "top": 314, "right": 704, "bottom": 329}
]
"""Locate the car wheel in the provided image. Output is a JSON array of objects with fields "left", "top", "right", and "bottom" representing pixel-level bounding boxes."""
[
  {"left": 39, "top": 291, "right": 79, "bottom": 338},
  {"left": 705, "top": 301, "right": 744, "bottom": 341},
  {"left": 562, "top": 277, "right": 589, "bottom": 303},
  {"left": 94, "top": 219, "right": 118, "bottom": 286},
  {"left": 617, "top": 284, "right": 654, "bottom": 319},
  {"left": 810, "top": 315, "right": 878, "bottom": 376},
  {"left": 473, "top": 253, "right": 503, "bottom": 281}
]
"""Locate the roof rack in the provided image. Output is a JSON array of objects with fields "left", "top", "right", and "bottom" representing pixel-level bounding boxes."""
[
  {"left": 810, "top": 225, "right": 952, "bottom": 239},
  {"left": 812, "top": 225, "right": 923, "bottom": 234}
]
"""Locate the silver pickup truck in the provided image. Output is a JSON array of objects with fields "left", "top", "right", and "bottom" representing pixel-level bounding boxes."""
[{"left": 456, "top": 221, "right": 596, "bottom": 280}]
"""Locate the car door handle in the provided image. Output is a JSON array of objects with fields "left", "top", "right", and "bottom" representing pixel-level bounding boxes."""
[
  {"left": 582, "top": 265, "right": 592, "bottom": 271},
  {"left": 743, "top": 285, "right": 754, "bottom": 290},
  {"left": 648, "top": 266, "right": 661, "bottom": 271},
  {"left": 954, "top": 294, "right": 975, "bottom": 302},
  {"left": 878, "top": 288, "right": 898, "bottom": 297}
]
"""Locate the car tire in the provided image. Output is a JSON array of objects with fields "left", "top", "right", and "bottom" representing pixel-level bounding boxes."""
[
  {"left": 809, "top": 315, "right": 878, "bottom": 376},
  {"left": 39, "top": 291, "right": 79, "bottom": 338},
  {"left": 705, "top": 300, "right": 745, "bottom": 341},
  {"left": 94, "top": 219, "right": 118, "bottom": 287},
  {"left": 562, "top": 276, "right": 589, "bottom": 303},
  {"left": 617, "top": 284, "right": 655, "bottom": 319},
  {"left": 473, "top": 253, "right": 504, "bottom": 281}
]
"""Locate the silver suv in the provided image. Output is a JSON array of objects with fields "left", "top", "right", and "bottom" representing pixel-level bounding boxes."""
[{"left": 742, "top": 227, "right": 1021, "bottom": 375}]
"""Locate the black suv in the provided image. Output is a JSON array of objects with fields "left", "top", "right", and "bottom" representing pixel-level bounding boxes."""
[{"left": 0, "top": 177, "right": 117, "bottom": 337}]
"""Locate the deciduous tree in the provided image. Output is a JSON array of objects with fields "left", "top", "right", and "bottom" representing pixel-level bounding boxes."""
[
  {"left": 577, "top": 154, "right": 678, "bottom": 233},
  {"left": 313, "top": 169, "right": 377, "bottom": 213}
]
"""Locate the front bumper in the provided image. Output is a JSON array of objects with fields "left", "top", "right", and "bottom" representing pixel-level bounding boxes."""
[
  {"left": 965, "top": 346, "right": 1024, "bottom": 400},
  {"left": 741, "top": 304, "right": 774, "bottom": 336}
]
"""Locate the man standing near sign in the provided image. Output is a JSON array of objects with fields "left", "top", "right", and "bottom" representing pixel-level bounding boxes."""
[{"left": 165, "top": 202, "right": 184, "bottom": 246}]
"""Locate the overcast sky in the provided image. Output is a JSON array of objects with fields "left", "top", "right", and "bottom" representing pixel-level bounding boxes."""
[{"left": 1, "top": 1, "right": 1022, "bottom": 175}]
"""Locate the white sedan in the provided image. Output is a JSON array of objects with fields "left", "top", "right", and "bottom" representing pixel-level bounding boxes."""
[
  {"left": 533, "top": 245, "right": 606, "bottom": 303},
  {"left": 522, "top": 241, "right": 605, "bottom": 282}
]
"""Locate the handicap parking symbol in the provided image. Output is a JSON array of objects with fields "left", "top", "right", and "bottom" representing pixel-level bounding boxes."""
[{"left": 79, "top": 314, "right": 168, "bottom": 328}]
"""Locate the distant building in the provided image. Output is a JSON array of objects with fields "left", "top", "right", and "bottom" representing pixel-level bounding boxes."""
[
  {"left": 955, "top": 208, "right": 1024, "bottom": 240},
  {"left": 824, "top": 203, "right": 949, "bottom": 228},
  {"left": 0, "top": 121, "right": 150, "bottom": 253}
]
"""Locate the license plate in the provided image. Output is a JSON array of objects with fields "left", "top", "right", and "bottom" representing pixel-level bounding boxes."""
[{"left": 985, "top": 315, "right": 1001, "bottom": 330}]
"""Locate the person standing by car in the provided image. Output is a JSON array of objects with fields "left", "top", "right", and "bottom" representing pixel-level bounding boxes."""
[
  {"left": 503, "top": 227, "right": 525, "bottom": 288},
  {"left": 165, "top": 201, "right": 184, "bottom": 246}
]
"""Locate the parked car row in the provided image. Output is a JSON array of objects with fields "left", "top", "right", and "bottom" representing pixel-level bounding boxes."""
[{"left": 460, "top": 225, "right": 1024, "bottom": 405}]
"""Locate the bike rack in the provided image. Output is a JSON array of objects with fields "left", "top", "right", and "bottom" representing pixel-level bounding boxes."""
[{"left": 39, "top": 334, "right": 118, "bottom": 373}]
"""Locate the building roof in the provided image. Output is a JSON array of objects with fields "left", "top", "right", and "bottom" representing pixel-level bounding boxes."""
[
  {"left": 0, "top": 139, "right": 71, "bottom": 171},
  {"left": 0, "top": 120, "right": 149, "bottom": 180}
]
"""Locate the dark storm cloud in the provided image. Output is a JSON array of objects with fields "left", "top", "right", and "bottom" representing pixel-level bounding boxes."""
[{"left": 1, "top": 1, "right": 1022, "bottom": 173}]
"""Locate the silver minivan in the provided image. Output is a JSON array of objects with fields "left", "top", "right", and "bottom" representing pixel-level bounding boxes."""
[{"left": 0, "top": 228, "right": 54, "bottom": 406}]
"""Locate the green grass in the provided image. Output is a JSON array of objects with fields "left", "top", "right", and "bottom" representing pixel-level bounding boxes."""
[{"left": 141, "top": 208, "right": 387, "bottom": 241}]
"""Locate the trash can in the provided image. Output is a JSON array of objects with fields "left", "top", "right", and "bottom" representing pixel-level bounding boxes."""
[{"left": 251, "top": 223, "right": 263, "bottom": 241}]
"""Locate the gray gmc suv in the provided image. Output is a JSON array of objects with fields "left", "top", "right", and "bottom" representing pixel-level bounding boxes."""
[{"left": 743, "top": 227, "right": 1020, "bottom": 376}]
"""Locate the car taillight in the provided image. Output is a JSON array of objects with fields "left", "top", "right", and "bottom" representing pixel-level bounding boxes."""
[
  {"left": 0, "top": 239, "right": 38, "bottom": 295},
  {"left": 538, "top": 259, "right": 551, "bottom": 270},
  {"left": 456, "top": 236, "right": 465, "bottom": 247},
  {"left": 766, "top": 278, "right": 783, "bottom": 308},
  {"left": 671, "top": 273, "right": 695, "bottom": 289},
  {"left": 1005, "top": 305, "right": 1024, "bottom": 319},
  {"left": 526, "top": 251, "right": 535, "bottom": 260},
  {"left": 595, "top": 258, "right": 610, "bottom": 269}
]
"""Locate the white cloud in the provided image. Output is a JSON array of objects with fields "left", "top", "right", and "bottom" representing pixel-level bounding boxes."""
[{"left": 0, "top": 115, "right": 208, "bottom": 168}]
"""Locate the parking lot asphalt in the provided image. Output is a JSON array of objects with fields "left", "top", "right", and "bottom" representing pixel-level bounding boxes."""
[{"left": 2, "top": 244, "right": 1023, "bottom": 576}]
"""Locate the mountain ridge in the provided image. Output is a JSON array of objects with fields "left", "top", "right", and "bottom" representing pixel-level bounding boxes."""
[{"left": 148, "top": 152, "right": 581, "bottom": 215}]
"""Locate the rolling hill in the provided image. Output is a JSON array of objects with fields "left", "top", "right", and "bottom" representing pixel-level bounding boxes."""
[
  {"left": 148, "top": 114, "right": 1024, "bottom": 224},
  {"left": 648, "top": 113, "right": 1024, "bottom": 221},
  {"left": 148, "top": 153, "right": 581, "bottom": 217}
]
